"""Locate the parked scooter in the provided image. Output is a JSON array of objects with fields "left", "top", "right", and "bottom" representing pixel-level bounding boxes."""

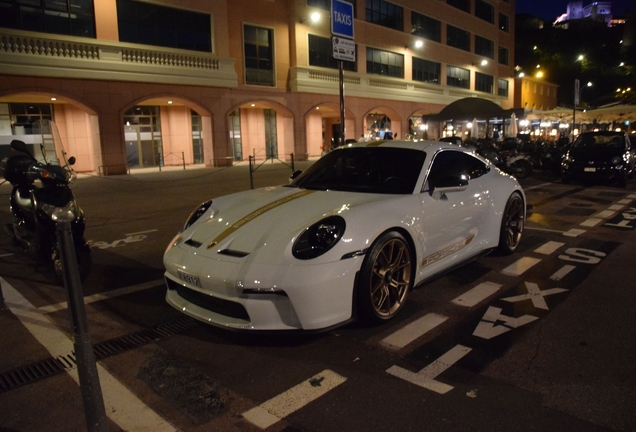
[
  {"left": 476, "top": 138, "right": 533, "bottom": 179},
  {"left": 1, "top": 121, "right": 91, "bottom": 282}
]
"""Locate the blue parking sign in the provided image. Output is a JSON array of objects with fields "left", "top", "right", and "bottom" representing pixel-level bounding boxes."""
[{"left": 331, "top": 0, "right": 354, "bottom": 39}]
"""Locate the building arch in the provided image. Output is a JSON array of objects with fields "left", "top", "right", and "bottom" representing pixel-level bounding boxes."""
[
  {"left": 363, "top": 106, "right": 402, "bottom": 141},
  {"left": 304, "top": 102, "right": 356, "bottom": 156},
  {"left": 225, "top": 98, "right": 296, "bottom": 162}
]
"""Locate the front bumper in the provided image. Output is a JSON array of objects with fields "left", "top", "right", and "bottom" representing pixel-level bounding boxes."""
[
  {"left": 164, "top": 245, "right": 363, "bottom": 331},
  {"left": 562, "top": 162, "right": 626, "bottom": 181}
]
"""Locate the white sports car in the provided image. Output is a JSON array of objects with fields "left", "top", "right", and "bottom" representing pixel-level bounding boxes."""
[{"left": 163, "top": 140, "right": 525, "bottom": 331}]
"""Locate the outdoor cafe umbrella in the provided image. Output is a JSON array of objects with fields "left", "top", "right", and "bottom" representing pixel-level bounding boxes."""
[
  {"left": 471, "top": 118, "right": 478, "bottom": 139},
  {"left": 507, "top": 112, "right": 518, "bottom": 137}
]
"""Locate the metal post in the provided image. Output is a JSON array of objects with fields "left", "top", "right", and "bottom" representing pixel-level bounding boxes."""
[
  {"left": 291, "top": 153, "right": 295, "bottom": 172},
  {"left": 182, "top": 151, "right": 185, "bottom": 170},
  {"left": 56, "top": 222, "right": 108, "bottom": 432},
  {"left": 249, "top": 155, "right": 254, "bottom": 190},
  {"left": 339, "top": 60, "right": 345, "bottom": 147}
]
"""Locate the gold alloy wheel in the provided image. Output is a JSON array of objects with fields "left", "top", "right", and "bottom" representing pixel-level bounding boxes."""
[
  {"left": 503, "top": 194, "right": 524, "bottom": 251},
  {"left": 369, "top": 238, "right": 412, "bottom": 318}
]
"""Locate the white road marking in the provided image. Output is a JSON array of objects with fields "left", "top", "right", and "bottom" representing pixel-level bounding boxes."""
[
  {"left": 451, "top": 282, "right": 501, "bottom": 308},
  {"left": 628, "top": 194, "right": 636, "bottom": 199},
  {"left": 581, "top": 218, "right": 602, "bottom": 227},
  {"left": 550, "top": 265, "right": 576, "bottom": 281},
  {"left": 617, "top": 199, "right": 632, "bottom": 205},
  {"left": 563, "top": 228, "right": 586, "bottom": 237},
  {"left": 126, "top": 229, "right": 159, "bottom": 236},
  {"left": 38, "top": 279, "right": 165, "bottom": 313},
  {"left": 381, "top": 313, "right": 448, "bottom": 349},
  {"left": 608, "top": 204, "right": 624, "bottom": 211},
  {"left": 534, "top": 241, "right": 565, "bottom": 255},
  {"left": 525, "top": 226, "right": 565, "bottom": 234},
  {"left": 386, "top": 345, "right": 472, "bottom": 394},
  {"left": 473, "top": 306, "right": 538, "bottom": 339},
  {"left": 501, "top": 282, "right": 568, "bottom": 310},
  {"left": 242, "top": 370, "right": 346, "bottom": 429},
  {"left": 1, "top": 277, "right": 177, "bottom": 432},
  {"left": 594, "top": 210, "right": 615, "bottom": 219},
  {"left": 501, "top": 257, "right": 541, "bottom": 276}
]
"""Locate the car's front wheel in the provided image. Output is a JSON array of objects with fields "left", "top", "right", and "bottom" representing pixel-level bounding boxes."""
[
  {"left": 357, "top": 231, "right": 413, "bottom": 324},
  {"left": 497, "top": 192, "right": 524, "bottom": 255}
]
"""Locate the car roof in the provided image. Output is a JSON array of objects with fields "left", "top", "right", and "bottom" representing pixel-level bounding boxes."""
[{"left": 340, "top": 139, "right": 457, "bottom": 153}]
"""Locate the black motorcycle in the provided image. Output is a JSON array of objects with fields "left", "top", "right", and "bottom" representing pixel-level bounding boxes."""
[
  {"left": 1, "top": 131, "right": 91, "bottom": 282},
  {"left": 475, "top": 138, "right": 533, "bottom": 179}
]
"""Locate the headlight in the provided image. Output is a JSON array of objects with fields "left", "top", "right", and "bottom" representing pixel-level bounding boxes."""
[
  {"left": 292, "top": 216, "right": 346, "bottom": 260},
  {"left": 41, "top": 200, "right": 79, "bottom": 222},
  {"left": 183, "top": 200, "right": 213, "bottom": 231}
]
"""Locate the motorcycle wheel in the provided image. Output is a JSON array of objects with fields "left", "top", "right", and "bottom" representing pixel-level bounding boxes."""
[
  {"left": 512, "top": 160, "right": 532, "bottom": 179},
  {"left": 52, "top": 243, "right": 92, "bottom": 283}
]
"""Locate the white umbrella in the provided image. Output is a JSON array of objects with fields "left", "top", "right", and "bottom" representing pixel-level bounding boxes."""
[
  {"left": 507, "top": 113, "right": 518, "bottom": 137},
  {"left": 471, "top": 118, "right": 478, "bottom": 139}
]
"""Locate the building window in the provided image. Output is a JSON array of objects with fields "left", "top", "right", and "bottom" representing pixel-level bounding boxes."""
[
  {"left": 308, "top": 34, "right": 356, "bottom": 71},
  {"left": 446, "top": 0, "right": 470, "bottom": 13},
  {"left": 498, "top": 46, "right": 509, "bottom": 65},
  {"left": 6, "top": 103, "right": 53, "bottom": 135},
  {"left": 447, "top": 65, "right": 470, "bottom": 89},
  {"left": 412, "top": 58, "right": 440, "bottom": 84},
  {"left": 365, "top": 0, "right": 403, "bottom": 31},
  {"left": 475, "top": 0, "right": 494, "bottom": 23},
  {"left": 0, "top": 0, "right": 95, "bottom": 38},
  {"left": 307, "top": 0, "right": 330, "bottom": 10},
  {"left": 475, "top": 72, "right": 493, "bottom": 93},
  {"left": 244, "top": 25, "right": 274, "bottom": 86},
  {"left": 498, "top": 79, "right": 509, "bottom": 97},
  {"left": 475, "top": 35, "right": 494, "bottom": 59},
  {"left": 499, "top": 13, "right": 509, "bottom": 32},
  {"left": 366, "top": 47, "right": 403, "bottom": 78},
  {"left": 117, "top": 0, "right": 211, "bottom": 52},
  {"left": 411, "top": 12, "right": 441, "bottom": 42},
  {"left": 447, "top": 25, "right": 470, "bottom": 51}
]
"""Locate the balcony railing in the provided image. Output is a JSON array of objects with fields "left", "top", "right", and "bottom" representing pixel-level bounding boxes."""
[{"left": 0, "top": 28, "right": 237, "bottom": 88}]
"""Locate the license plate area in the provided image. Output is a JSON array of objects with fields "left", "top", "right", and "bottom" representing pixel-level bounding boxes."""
[
  {"left": 584, "top": 167, "right": 596, "bottom": 172},
  {"left": 177, "top": 269, "right": 202, "bottom": 287}
]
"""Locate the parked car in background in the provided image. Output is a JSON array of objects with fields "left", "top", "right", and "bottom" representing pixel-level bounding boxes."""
[
  {"left": 163, "top": 141, "right": 526, "bottom": 331},
  {"left": 561, "top": 131, "right": 634, "bottom": 187}
]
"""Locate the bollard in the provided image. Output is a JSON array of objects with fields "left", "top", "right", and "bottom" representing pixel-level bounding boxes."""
[{"left": 56, "top": 222, "right": 108, "bottom": 432}]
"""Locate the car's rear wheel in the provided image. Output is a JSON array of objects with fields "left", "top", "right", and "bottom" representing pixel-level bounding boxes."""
[
  {"left": 357, "top": 231, "right": 413, "bottom": 324},
  {"left": 497, "top": 192, "right": 524, "bottom": 255}
]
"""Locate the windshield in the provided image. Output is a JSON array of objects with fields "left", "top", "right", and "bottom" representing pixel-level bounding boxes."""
[
  {"left": 290, "top": 146, "right": 426, "bottom": 194},
  {"left": 572, "top": 133, "right": 625, "bottom": 150}
]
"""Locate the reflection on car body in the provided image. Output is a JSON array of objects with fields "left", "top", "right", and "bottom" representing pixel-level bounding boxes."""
[{"left": 163, "top": 140, "right": 526, "bottom": 331}]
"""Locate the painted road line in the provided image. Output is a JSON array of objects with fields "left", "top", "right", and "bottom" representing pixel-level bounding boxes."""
[
  {"left": 382, "top": 313, "right": 448, "bottom": 349},
  {"left": 594, "top": 210, "right": 616, "bottom": 219},
  {"left": 1, "top": 277, "right": 177, "bottom": 432},
  {"left": 581, "top": 218, "right": 602, "bottom": 227},
  {"left": 564, "top": 228, "right": 586, "bottom": 237},
  {"left": 617, "top": 199, "right": 632, "bottom": 205},
  {"left": 608, "top": 204, "right": 625, "bottom": 211},
  {"left": 534, "top": 241, "right": 565, "bottom": 255},
  {"left": 38, "top": 279, "right": 165, "bottom": 313},
  {"left": 628, "top": 194, "right": 636, "bottom": 199},
  {"left": 126, "top": 229, "right": 159, "bottom": 236},
  {"left": 501, "top": 282, "right": 568, "bottom": 310},
  {"left": 550, "top": 265, "right": 576, "bottom": 281},
  {"left": 243, "top": 370, "right": 346, "bottom": 429},
  {"left": 525, "top": 226, "right": 565, "bottom": 234},
  {"left": 386, "top": 345, "right": 472, "bottom": 394},
  {"left": 452, "top": 282, "right": 501, "bottom": 308},
  {"left": 501, "top": 257, "right": 541, "bottom": 276}
]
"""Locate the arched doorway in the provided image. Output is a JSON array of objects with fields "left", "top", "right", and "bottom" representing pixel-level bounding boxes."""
[
  {"left": 304, "top": 103, "right": 355, "bottom": 157},
  {"left": 0, "top": 91, "right": 99, "bottom": 172},
  {"left": 363, "top": 107, "right": 402, "bottom": 141},
  {"left": 227, "top": 100, "right": 294, "bottom": 161}
]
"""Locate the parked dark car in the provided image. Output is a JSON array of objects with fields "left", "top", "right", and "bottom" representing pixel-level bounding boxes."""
[
  {"left": 561, "top": 131, "right": 634, "bottom": 187},
  {"left": 439, "top": 136, "right": 463, "bottom": 146}
]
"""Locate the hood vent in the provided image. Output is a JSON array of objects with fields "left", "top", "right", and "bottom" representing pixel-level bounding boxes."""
[{"left": 218, "top": 249, "right": 249, "bottom": 258}]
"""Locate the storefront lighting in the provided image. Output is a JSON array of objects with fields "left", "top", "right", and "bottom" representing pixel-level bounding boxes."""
[
  {"left": 551, "top": 129, "right": 557, "bottom": 136},
  {"left": 519, "top": 120, "right": 529, "bottom": 127}
]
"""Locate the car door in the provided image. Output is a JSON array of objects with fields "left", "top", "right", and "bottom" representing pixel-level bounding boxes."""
[{"left": 416, "top": 149, "right": 491, "bottom": 281}]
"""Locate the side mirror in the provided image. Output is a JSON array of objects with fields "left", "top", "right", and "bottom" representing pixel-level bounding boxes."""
[
  {"left": 430, "top": 176, "right": 469, "bottom": 199},
  {"left": 289, "top": 170, "right": 302, "bottom": 183},
  {"left": 68, "top": 156, "right": 76, "bottom": 166}
]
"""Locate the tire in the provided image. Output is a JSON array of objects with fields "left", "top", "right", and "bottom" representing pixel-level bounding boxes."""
[
  {"left": 511, "top": 160, "right": 532, "bottom": 179},
  {"left": 52, "top": 242, "right": 92, "bottom": 283},
  {"left": 497, "top": 192, "right": 524, "bottom": 255},
  {"left": 357, "top": 231, "right": 413, "bottom": 324}
]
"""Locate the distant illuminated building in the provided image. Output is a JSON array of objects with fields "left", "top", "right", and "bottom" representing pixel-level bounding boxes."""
[{"left": 554, "top": 1, "right": 613, "bottom": 27}]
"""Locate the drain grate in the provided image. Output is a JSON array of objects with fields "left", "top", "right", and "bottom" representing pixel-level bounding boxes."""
[{"left": 0, "top": 316, "right": 199, "bottom": 393}]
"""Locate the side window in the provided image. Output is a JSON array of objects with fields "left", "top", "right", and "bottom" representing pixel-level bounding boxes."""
[{"left": 425, "top": 150, "right": 489, "bottom": 190}]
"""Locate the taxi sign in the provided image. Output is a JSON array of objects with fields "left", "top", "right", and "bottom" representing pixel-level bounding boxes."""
[{"left": 331, "top": 0, "right": 354, "bottom": 39}]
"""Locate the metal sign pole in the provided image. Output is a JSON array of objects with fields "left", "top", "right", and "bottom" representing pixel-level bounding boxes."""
[{"left": 339, "top": 60, "right": 345, "bottom": 146}]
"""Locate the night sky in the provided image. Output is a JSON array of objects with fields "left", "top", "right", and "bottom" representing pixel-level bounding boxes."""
[{"left": 516, "top": 0, "right": 634, "bottom": 20}]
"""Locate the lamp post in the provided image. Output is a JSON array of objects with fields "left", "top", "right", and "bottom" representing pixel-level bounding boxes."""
[{"left": 572, "top": 79, "right": 593, "bottom": 138}]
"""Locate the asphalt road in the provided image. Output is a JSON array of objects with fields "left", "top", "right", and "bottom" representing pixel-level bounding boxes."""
[{"left": 0, "top": 162, "right": 635, "bottom": 432}]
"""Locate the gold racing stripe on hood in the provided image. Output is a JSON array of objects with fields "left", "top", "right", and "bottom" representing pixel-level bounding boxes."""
[
  {"left": 207, "top": 189, "right": 316, "bottom": 249},
  {"left": 420, "top": 235, "right": 474, "bottom": 268}
]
